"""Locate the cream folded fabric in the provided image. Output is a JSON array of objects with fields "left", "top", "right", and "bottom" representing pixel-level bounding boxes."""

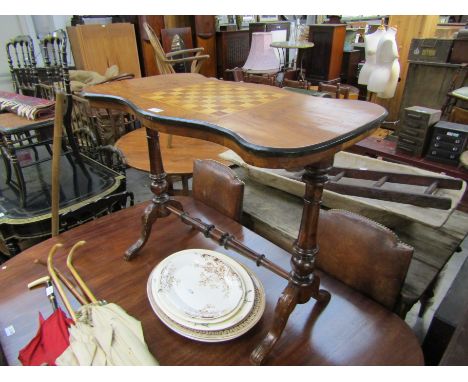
[{"left": 56, "top": 302, "right": 159, "bottom": 366}]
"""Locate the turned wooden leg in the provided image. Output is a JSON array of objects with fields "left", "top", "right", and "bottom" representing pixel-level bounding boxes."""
[
  {"left": 125, "top": 128, "right": 182, "bottom": 260},
  {"left": 251, "top": 159, "right": 333, "bottom": 365}
]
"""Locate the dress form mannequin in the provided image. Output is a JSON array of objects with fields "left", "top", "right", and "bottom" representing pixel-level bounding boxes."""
[
  {"left": 367, "top": 27, "right": 399, "bottom": 98},
  {"left": 358, "top": 28, "right": 386, "bottom": 85},
  {"left": 377, "top": 58, "right": 400, "bottom": 98}
]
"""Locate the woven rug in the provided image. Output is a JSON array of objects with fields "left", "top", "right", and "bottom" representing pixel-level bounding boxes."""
[{"left": 0, "top": 90, "right": 55, "bottom": 120}]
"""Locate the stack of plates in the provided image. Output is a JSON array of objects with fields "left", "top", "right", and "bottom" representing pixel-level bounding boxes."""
[{"left": 147, "top": 249, "right": 265, "bottom": 342}]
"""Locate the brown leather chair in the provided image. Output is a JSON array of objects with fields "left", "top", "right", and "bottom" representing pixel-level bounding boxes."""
[
  {"left": 316, "top": 209, "right": 413, "bottom": 311},
  {"left": 192, "top": 159, "right": 244, "bottom": 222}
]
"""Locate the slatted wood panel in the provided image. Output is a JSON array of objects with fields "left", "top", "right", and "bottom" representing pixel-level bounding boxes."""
[{"left": 67, "top": 23, "right": 141, "bottom": 77}]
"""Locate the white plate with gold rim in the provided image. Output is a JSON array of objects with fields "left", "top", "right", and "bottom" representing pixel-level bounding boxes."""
[
  {"left": 152, "top": 249, "right": 250, "bottom": 324},
  {"left": 147, "top": 263, "right": 265, "bottom": 342}
]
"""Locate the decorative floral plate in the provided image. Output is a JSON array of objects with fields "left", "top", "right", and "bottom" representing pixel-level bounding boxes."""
[
  {"left": 147, "top": 258, "right": 265, "bottom": 342},
  {"left": 152, "top": 249, "right": 249, "bottom": 324}
]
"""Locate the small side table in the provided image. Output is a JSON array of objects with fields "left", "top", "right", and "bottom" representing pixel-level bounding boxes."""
[{"left": 270, "top": 41, "right": 314, "bottom": 81}]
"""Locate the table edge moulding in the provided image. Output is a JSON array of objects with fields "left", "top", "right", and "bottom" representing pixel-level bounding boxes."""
[{"left": 82, "top": 72, "right": 388, "bottom": 365}]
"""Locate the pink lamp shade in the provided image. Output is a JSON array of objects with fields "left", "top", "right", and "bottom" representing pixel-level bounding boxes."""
[{"left": 243, "top": 32, "right": 280, "bottom": 74}]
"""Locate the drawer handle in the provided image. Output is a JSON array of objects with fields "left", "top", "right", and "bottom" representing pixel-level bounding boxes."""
[
  {"left": 399, "top": 146, "right": 414, "bottom": 153},
  {"left": 403, "top": 129, "right": 419, "bottom": 137},
  {"left": 407, "top": 113, "right": 422, "bottom": 120}
]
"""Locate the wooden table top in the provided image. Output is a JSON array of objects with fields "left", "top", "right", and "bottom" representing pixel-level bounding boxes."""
[
  {"left": 0, "top": 112, "right": 53, "bottom": 134},
  {"left": 0, "top": 198, "right": 423, "bottom": 365},
  {"left": 83, "top": 73, "right": 387, "bottom": 169},
  {"left": 115, "top": 128, "right": 230, "bottom": 174},
  {"left": 270, "top": 41, "right": 315, "bottom": 49}
]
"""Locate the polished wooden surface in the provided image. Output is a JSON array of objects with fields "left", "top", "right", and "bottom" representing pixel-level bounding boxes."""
[
  {"left": 115, "top": 127, "right": 230, "bottom": 174},
  {"left": 0, "top": 113, "right": 53, "bottom": 134},
  {"left": 0, "top": 198, "right": 423, "bottom": 365},
  {"left": 83, "top": 73, "right": 387, "bottom": 169}
]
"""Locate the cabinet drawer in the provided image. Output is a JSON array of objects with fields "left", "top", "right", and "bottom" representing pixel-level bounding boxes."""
[
  {"left": 431, "top": 141, "right": 462, "bottom": 152},
  {"left": 433, "top": 133, "right": 465, "bottom": 145},
  {"left": 402, "top": 115, "right": 429, "bottom": 130},
  {"left": 398, "top": 133, "right": 425, "bottom": 148},
  {"left": 396, "top": 141, "right": 424, "bottom": 156},
  {"left": 399, "top": 127, "right": 428, "bottom": 140},
  {"left": 427, "top": 147, "right": 460, "bottom": 161}
]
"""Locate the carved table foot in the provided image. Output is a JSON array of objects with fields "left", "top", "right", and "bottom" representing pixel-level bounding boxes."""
[
  {"left": 125, "top": 198, "right": 183, "bottom": 261},
  {"left": 250, "top": 282, "right": 300, "bottom": 365}
]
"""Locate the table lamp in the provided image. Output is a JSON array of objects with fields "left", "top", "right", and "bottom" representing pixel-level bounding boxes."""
[{"left": 243, "top": 32, "right": 280, "bottom": 74}]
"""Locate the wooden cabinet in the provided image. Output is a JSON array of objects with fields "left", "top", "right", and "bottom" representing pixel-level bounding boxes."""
[
  {"left": 67, "top": 23, "right": 141, "bottom": 77},
  {"left": 216, "top": 30, "right": 250, "bottom": 79},
  {"left": 248, "top": 21, "right": 291, "bottom": 45},
  {"left": 194, "top": 16, "right": 217, "bottom": 78},
  {"left": 303, "top": 24, "right": 346, "bottom": 84},
  {"left": 341, "top": 49, "right": 362, "bottom": 86}
]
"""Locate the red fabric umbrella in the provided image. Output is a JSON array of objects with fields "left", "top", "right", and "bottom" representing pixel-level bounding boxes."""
[{"left": 18, "top": 307, "right": 73, "bottom": 366}]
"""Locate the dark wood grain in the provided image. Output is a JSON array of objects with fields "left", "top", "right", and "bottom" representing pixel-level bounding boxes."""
[{"left": 0, "top": 198, "right": 423, "bottom": 366}]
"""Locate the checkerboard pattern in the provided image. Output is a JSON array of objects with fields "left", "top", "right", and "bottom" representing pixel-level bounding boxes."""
[{"left": 144, "top": 81, "right": 285, "bottom": 117}]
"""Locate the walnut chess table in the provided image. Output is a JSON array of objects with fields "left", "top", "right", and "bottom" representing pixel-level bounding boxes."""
[{"left": 83, "top": 73, "right": 387, "bottom": 365}]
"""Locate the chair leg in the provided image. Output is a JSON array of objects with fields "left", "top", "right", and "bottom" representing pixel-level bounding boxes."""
[
  {"left": 12, "top": 159, "right": 27, "bottom": 208},
  {"left": 20, "top": 131, "right": 39, "bottom": 161},
  {"left": 1, "top": 150, "right": 12, "bottom": 185},
  {"left": 45, "top": 143, "right": 53, "bottom": 157}
]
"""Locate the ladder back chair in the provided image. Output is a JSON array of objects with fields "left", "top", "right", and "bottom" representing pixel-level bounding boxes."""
[
  {"left": 37, "top": 29, "right": 70, "bottom": 91},
  {"left": 6, "top": 35, "right": 39, "bottom": 96},
  {"left": 1, "top": 30, "right": 86, "bottom": 207}
]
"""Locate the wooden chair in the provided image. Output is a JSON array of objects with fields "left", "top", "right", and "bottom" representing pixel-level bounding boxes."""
[
  {"left": 316, "top": 209, "right": 413, "bottom": 312},
  {"left": 224, "top": 67, "right": 245, "bottom": 82},
  {"left": 6, "top": 35, "right": 38, "bottom": 96},
  {"left": 0, "top": 30, "right": 87, "bottom": 207},
  {"left": 281, "top": 78, "right": 310, "bottom": 89},
  {"left": 144, "top": 22, "right": 209, "bottom": 75},
  {"left": 243, "top": 73, "right": 276, "bottom": 86},
  {"left": 449, "top": 106, "right": 468, "bottom": 125},
  {"left": 192, "top": 159, "right": 244, "bottom": 222},
  {"left": 38, "top": 30, "right": 69, "bottom": 90},
  {"left": 318, "top": 82, "right": 350, "bottom": 99},
  {"left": 71, "top": 94, "right": 127, "bottom": 174}
]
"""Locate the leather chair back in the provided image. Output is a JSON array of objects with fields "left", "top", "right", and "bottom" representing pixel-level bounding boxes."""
[
  {"left": 192, "top": 160, "right": 244, "bottom": 222},
  {"left": 316, "top": 209, "right": 413, "bottom": 311}
]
